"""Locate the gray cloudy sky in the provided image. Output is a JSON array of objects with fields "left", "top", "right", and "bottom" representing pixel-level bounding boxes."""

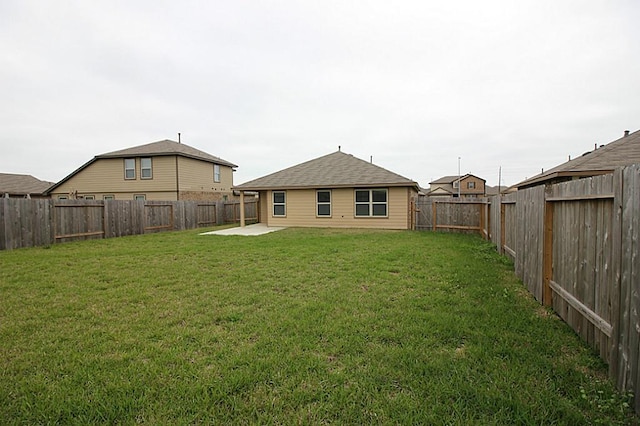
[{"left": 1, "top": 1, "right": 638, "bottom": 187}]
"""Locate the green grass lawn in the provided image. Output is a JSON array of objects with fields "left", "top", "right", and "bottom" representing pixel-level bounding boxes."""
[{"left": 0, "top": 227, "right": 636, "bottom": 424}]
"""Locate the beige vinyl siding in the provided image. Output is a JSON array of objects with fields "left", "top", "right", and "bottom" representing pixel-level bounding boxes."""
[
  {"left": 259, "top": 194, "right": 268, "bottom": 223},
  {"left": 178, "top": 157, "right": 234, "bottom": 194},
  {"left": 263, "top": 187, "right": 414, "bottom": 229},
  {"left": 52, "top": 157, "right": 178, "bottom": 196}
]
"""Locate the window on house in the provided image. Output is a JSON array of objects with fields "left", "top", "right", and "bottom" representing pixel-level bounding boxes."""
[
  {"left": 273, "top": 191, "right": 286, "bottom": 216},
  {"left": 355, "top": 189, "right": 388, "bottom": 217},
  {"left": 57, "top": 195, "right": 68, "bottom": 200},
  {"left": 214, "top": 164, "right": 221, "bottom": 183},
  {"left": 134, "top": 194, "right": 146, "bottom": 201},
  {"left": 124, "top": 158, "right": 136, "bottom": 179},
  {"left": 467, "top": 181, "right": 476, "bottom": 189},
  {"left": 317, "top": 190, "right": 331, "bottom": 216},
  {"left": 103, "top": 195, "right": 114, "bottom": 200},
  {"left": 453, "top": 180, "right": 459, "bottom": 188},
  {"left": 141, "top": 158, "right": 152, "bottom": 179},
  {"left": 83, "top": 195, "right": 95, "bottom": 200}
]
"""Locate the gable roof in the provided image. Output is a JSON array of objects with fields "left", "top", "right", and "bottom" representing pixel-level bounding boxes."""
[
  {"left": 0, "top": 173, "right": 54, "bottom": 195},
  {"left": 235, "top": 151, "right": 419, "bottom": 190},
  {"left": 429, "top": 174, "right": 486, "bottom": 185},
  {"left": 517, "top": 129, "right": 640, "bottom": 188},
  {"left": 46, "top": 139, "right": 236, "bottom": 194},
  {"left": 97, "top": 139, "right": 237, "bottom": 168}
]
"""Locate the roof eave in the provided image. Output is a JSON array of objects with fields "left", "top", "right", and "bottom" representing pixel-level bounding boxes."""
[
  {"left": 234, "top": 182, "right": 419, "bottom": 191},
  {"left": 97, "top": 152, "right": 238, "bottom": 168}
]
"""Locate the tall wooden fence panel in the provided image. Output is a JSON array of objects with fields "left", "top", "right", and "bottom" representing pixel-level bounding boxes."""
[
  {"left": 547, "top": 174, "right": 615, "bottom": 362},
  {"left": 613, "top": 164, "right": 640, "bottom": 408},
  {"left": 415, "top": 197, "right": 486, "bottom": 235},
  {"left": 502, "top": 193, "right": 518, "bottom": 260},
  {"left": 515, "top": 186, "right": 545, "bottom": 302},
  {"left": 0, "top": 198, "right": 52, "bottom": 250}
]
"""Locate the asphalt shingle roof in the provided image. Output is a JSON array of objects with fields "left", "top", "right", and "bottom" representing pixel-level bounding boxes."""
[
  {"left": 98, "top": 139, "right": 237, "bottom": 168},
  {"left": 517, "top": 129, "right": 640, "bottom": 188},
  {"left": 235, "top": 151, "right": 418, "bottom": 190},
  {"left": 0, "top": 173, "right": 54, "bottom": 195}
]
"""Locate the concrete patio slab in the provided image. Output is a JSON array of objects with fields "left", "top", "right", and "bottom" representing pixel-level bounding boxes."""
[{"left": 200, "top": 223, "right": 286, "bottom": 236}]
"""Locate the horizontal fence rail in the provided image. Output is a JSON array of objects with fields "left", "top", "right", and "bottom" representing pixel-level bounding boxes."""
[
  {"left": 415, "top": 164, "right": 640, "bottom": 414},
  {"left": 0, "top": 199, "right": 258, "bottom": 251}
]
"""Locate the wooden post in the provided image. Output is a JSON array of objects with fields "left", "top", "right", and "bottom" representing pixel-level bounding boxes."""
[
  {"left": 432, "top": 201, "right": 437, "bottom": 232},
  {"left": 479, "top": 202, "right": 486, "bottom": 239},
  {"left": 239, "top": 191, "right": 246, "bottom": 227},
  {"left": 500, "top": 200, "right": 506, "bottom": 255},
  {"left": 542, "top": 192, "right": 554, "bottom": 307}
]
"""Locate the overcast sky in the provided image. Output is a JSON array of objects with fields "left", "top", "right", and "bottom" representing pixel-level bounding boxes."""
[{"left": 1, "top": 1, "right": 638, "bottom": 187}]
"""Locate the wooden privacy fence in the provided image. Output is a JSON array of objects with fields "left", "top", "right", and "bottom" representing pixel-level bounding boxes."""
[
  {"left": 414, "top": 198, "right": 490, "bottom": 238},
  {"left": 416, "top": 164, "right": 640, "bottom": 413},
  {"left": 0, "top": 199, "right": 259, "bottom": 250}
]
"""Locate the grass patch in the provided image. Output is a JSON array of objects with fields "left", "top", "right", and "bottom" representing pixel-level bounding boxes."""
[{"left": 0, "top": 228, "right": 637, "bottom": 424}]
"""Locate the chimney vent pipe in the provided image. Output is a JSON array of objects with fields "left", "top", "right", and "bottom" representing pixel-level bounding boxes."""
[{"left": 624, "top": 130, "right": 630, "bottom": 137}]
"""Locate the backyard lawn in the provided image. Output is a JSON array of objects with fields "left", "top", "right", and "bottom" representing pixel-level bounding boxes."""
[{"left": 0, "top": 227, "right": 637, "bottom": 424}]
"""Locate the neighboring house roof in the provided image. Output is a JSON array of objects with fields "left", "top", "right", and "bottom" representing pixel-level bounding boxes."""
[
  {"left": 235, "top": 151, "right": 419, "bottom": 191},
  {"left": 0, "top": 173, "right": 54, "bottom": 196},
  {"left": 426, "top": 187, "right": 454, "bottom": 196},
  {"left": 46, "top": 139, "right": 236, "bottom": 194},
  {"left": 429, "top": 174, "right": 486, "bottom": 184},
  {"left": 97, "top": 139, "right": 237, "bottom": 168},
  {"left": 517, "top": 129, "right": 640, "bottom": 188},
  {"left": 485, "top": 185, "right": 510, "bottom": 196}
]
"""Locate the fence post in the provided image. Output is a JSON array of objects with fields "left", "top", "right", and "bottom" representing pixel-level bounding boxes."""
[
  {"left": 500, "top": 199, "right": 506, "bottom": 255},
  {"left": 542, "top": 187, "right": 554, "bottom": 307},
  {"left": 432, "top": 201, "right": 437, "bottom": 232}
]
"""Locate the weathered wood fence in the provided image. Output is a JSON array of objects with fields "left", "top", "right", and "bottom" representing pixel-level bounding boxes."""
[
  {"left": 0, "top": 199, "right": 258, "bottom": 250},
  {"left": 416, "top": 164, "right": 640, "bottom": 412}
]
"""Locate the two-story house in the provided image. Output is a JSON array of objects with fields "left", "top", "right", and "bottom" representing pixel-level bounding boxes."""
[
  {"left": 427, "top": 174, "right": 486, "bottom": 198},
  {"left": 46, "top": 139, "right": 237, "bottom": 201}
]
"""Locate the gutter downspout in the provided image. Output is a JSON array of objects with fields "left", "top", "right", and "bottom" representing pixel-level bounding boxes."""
[{"left": 239, "top": 190, "right": 246, "bottom": 227}]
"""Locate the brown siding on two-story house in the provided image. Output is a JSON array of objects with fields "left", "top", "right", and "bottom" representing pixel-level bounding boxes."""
[{"left": 459, "top": 175, "right": 485, "bottom": 198}]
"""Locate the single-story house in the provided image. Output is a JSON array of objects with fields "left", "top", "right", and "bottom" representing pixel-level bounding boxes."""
[
  {"left": 517, "top": 129, "right": 640, "bottom": 189},
  {"left": 45, "top": 139, "right": 237, "bottom": 201},
  {"left": 428, "top": 174, "right": 486, "bottom": 198},
  {"left": 233, "top": 150, "right": 420, "bottom": 230},
  {"left": 0, "top": 173, "right": 54, "bottom": 198}
]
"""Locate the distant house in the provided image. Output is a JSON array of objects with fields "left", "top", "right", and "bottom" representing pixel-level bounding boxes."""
[
  {"left": 428, "top": 174, "right": 486, "bottom": 198},
  {"left": 517, "top": 129, "right": 640, "bottom": 189},
  {"left": 46, "top": 139, "right": 237, "bottom": 201},
  {"left": 234, "top": 150, "right": 420, "bottom": 230},
  {"left": 0, "top": 173, "right": 54, "bottom": 198}
]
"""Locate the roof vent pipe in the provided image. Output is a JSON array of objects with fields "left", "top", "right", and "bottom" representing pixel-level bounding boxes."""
[
  {"left": 624, "top": 130, "right": 630, "bottom": 137},
  {"left": 178, "top": 132, "right": 181, "bottom": 143}
]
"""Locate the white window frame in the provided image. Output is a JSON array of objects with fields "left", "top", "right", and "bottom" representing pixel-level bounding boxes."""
[
  {"left": 83, "top": 195, "right": 95, "bottom": 200},
  {"left": 467, "top": 181, "right": 476, "bottom": 189},
  {"left": 124, "top": 158, "right": 136, "bottom": 180},
  {"left": 272, "top": 191, "right": 286, "bottom": 217},
  {"left": 316, "top": 190, "right": 331, "bottom": 217},
  {"left": 354, "top": 189, "right": 388, "bottom": 217},
  {"left": 214, "top": 164, "right": 221, "bottom": 183},
  {"left": 103, "top": 195, "right": 115, "bottom": 201},
  {"left": 134, "top": 194, "right": 146, "bottom": 201},
  {"left": 141, "top": 157, "right": 152, "bottom": 179}
]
